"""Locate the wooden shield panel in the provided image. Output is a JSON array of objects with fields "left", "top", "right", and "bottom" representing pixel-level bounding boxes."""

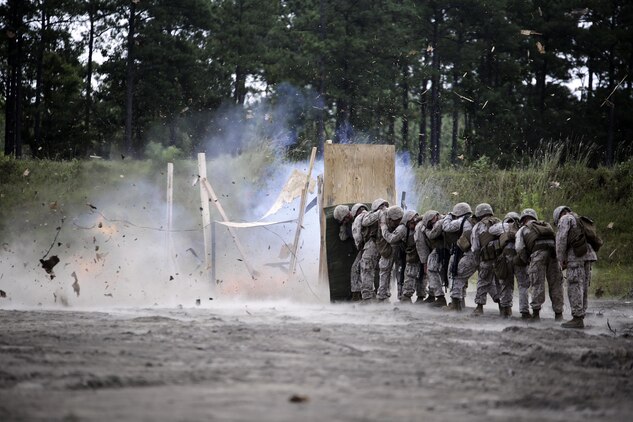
[{"left": 319, "top": 144, "right": 396, "bottom": 302}]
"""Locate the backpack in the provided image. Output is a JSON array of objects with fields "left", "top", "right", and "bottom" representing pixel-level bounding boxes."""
[{"left": 575, "top": 216, "right": 603, "bottom": 253}]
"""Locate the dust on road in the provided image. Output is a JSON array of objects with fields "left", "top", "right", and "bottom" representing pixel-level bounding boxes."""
[{"left": 1, "top": 299, "right": 632, "bottom": 421}]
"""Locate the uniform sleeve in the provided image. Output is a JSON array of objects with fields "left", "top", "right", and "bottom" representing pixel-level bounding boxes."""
[
  {"left": 489, "top": 222, "right": 504, "bottom": 236},
  {"left": 339, "top": 223, "right": 349, "bottom": 241},
  {"left": 442, "top": 214, "right": 462, "bottom": 232},
  {"left": 415, "top": 224, "right": 431, "bottom": 263},
  {"left": 352, "top": 215, "right": 364, "bottom": 249},
  {"left": 556, "top": 215, "right": 573, "bottom": 264},
  {"left": 362, "top": 210, "right": 381, "bottom": 227},
  {"left": 381, "top": 224, "right": 407, "bottom": 244},
  {"left": 470, "top": 222, "right": 482, "bottom": 255},
  {"left": 426, "top": 219, "right": 444, "bottom": 239},
  {"left": 515, "top": 227, "right": 526, "bottom": 254}
]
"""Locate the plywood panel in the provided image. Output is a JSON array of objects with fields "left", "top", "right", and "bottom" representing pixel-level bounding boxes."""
[{"left": 323, "top": 144, "right": 396, "bottom": 207}]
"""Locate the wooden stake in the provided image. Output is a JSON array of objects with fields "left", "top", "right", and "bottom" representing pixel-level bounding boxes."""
[
  {"left": 201, "top": 177, "right": 257, "bottom": 279},
  {"left": 166, "top": 162, "right": 176, "bottom": 273},
  {"left": 197, "top": 154, "right": 213, "bottom": 284},
  {"left": 290, "top": 147, "right": 317, "bottom": 274}
]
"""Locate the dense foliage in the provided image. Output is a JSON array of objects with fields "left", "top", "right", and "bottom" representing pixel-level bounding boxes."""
[{"left": 1, "top": 0, "right": 632, "bottom": 166}]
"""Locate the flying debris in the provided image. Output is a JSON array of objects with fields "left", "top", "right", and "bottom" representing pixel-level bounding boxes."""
[
  {"left": 71, "top": 272, "right": 80, "bottom": 297},
  {"left": 40, "top": 255, "right": 60, "bottom": 278}
]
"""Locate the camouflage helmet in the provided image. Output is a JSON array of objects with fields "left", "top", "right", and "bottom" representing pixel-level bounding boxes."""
[
  {"left": 504, "top": 211, "right": 520, "bottom": 223},
  {"left": 351, "top": 203, "right": 368, "bottom": 217},
  {"left": 421, "top": 210, "right": 440, "bottom": 227},
  {"left": 333, "top": 205, "right": 350, "bottom": 222},
  {"left": 520, "top": 208, "right": 538, "bottom": 223},
  {"left": 371, "top": 198, "right": 389, "bottom": 211},
  {"left": 402, "top": 210, "right": 418, "bottom": 225},
  {"left": 475, "top": 203, "right": 494, "bottom": 218},
  {"left": 451, "top": 202, "right": 472, "bottom": 217},
  {"left": 553, "top": 205, "right": 571, "bottom": 226},
  {"left": 386, "top": 205, "right": 404, "bottom": 221}
]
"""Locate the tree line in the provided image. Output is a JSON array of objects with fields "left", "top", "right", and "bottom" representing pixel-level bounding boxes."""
[{"left": 2, "top": 0, "right": 632, "bottom": 166}]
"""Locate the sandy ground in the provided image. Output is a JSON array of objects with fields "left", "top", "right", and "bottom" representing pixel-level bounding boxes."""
[{"left": 1, "top": 297, "right": 632, "bottom": 422}]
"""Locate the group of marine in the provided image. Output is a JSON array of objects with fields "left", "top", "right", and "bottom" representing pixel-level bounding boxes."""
[{"left": 332, "top": 199, "right": 602, "bottom": 329}]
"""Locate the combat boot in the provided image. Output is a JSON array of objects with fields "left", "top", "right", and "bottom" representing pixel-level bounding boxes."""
[
  {"left": 400, "top": 295, "right": 412, "bottom": 304},
  {"left": 554, "top": 312, "right": 563, "bottom": 321},
  {"left": 561, "top": 316, "right": 584, "bottom": 329},
  {"left": 521, "top": 312, "right": 531, "bottom": 320},
  {"left": 422, "top": 294, "right": 435, "bottom": 304},
  {"left": 531, "top": 309, "right": 540, "bottom": 321},
  {"left": 431, "top": 295, "right": 447, "bottom": 308},
  {"left": 505, "top": 307, "right": 513, "bottom": 318},
  {"left": 351, "top": 292, "right": 362, "bottom": 302},
  {"left": 472, "top": 304, "right": 484, "bottom": 316},
  {"left": 448, "top": 297, "right": 463, "bottom": 312}
]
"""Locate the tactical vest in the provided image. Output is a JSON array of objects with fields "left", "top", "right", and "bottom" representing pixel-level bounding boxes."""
[
  {"left": 523, "top": 221, "right": 555, "bottom": 254},
  {"left": 499, "top": 222, "right": 519, "bottom": 249},
  {"left": 456, "top": 217, "right": 476, "bottom": 252},
  {"left": 405, "top": 229, "right": 419, "bottom": 263},
  {"left": 361, "top": 221, "right": 378, "bottom": 244},
  {"left": 429, "top": 232, "right": 444, "bottom": 250},
  {"left": 478, "top": 216, "right": 501, "bottom": 261}
]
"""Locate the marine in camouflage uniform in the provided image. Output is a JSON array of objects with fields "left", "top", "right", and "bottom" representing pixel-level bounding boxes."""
[
  {"left": 489, "top": 211, "right": 527, "bottom": 318},
  {"left": 381, "top": 210, "right": 420, "bottom": 302},
  {"left": 442, "top": 202, "right": 478, "bottom": 311},
  {"left": 349, "top": 203, "right": 369, "bottom": 301},
  {"left": 471, "top": 203, "right": 501, "bottom": 316},
  {"left": 417, "top": 210, "right": 447, "bottom": 306},
  {"left": 515, "top": 208, "right": 564, "bottom": 321},
  {"left": 554, "top": 206, "right": 598, "bottom": 329},
  {"left": 378, "top": 205, "right": 406, "bottom": 300},
  {"left": 354, "top": 198, "right": 389, "bottom": 301}
]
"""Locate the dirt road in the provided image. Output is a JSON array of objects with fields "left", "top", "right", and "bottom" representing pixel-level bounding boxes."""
[{"left": 1, "top": 299, "right": 632, "bottom": 421}]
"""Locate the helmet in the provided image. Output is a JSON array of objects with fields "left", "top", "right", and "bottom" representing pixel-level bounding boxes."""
[
  {"left": 421, "top": 210, "right": 439, "bottom": 227},
  {"left": 553, "top": 205, "right": 571, "bottom": 226},
  {"left": 520, "top": 208, "right": 538, "bottom": 222},
  {"left": 386, "top": 205, "right": 404, "bottom": 220},
  {"left": 451, "top": 202, "right": 472, "bottom": 217},
  {"left": 475, "top": 203, "right": 493, "bottom": 218},
  {"left": 504, "top": 211, "right": 520, "bottom": 223},
  {"left": 402, "top": 210, "right": 418, "bottom": 225},
  {"left": 333, "top": 205, "right": 350, "bottom": 222},
  {"left": 371, "top": 198, "right": 389, "bottom": 211},
  {"left": 351, "top": 203, "right": 368, "bottom": 217}
]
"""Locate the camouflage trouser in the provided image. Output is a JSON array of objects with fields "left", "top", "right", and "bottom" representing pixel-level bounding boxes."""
[
  {"left": 360, "top": 241, "right": 379, "bottom": 300},
  {"left": 350, "top": 250, "right": 362, "bottom": 293},
  {"left": 449, "top": 252, "right": 478, "bottom": 300},
  {"left": 515, "top": 265, "right": 529, "bottom": 313},
  {"left": 528, "top": 250, "right": 563, "bottom": 313},
  {"left": 427, "top": 249, "right": 444, "bottom": 297},
  {"left": 566, "top": 261, "right": 592, "bottom": 317},
  {"left": 474, "top": 260, "right": 499, "bottom": 305},
  {"left": 403, "top": 262, "right": 420, "bottom": 297},
  {"left": 377, "top": 255, "right": 393, "bottom": 300},
  {"left": 415, "top": 269, "right": 428, "bottom": 299},
  {"left": 496, "top": 252, "right": 517, "bottom": 308}
]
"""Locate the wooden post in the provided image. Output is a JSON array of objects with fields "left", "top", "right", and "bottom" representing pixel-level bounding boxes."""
[
  {"left": 290, "top": 147, "right": 317, "bottom": 274},
  {"left": 166, "top": 162, "right": 175, "bottom": 272},
  {"left": 197, "top": 154, "right": 213, "bottom": 284},
  {"left": 201, "top": 177, "right": 257, "bottom": 279}
]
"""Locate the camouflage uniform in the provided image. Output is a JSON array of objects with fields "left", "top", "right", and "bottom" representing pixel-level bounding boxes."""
[
  {"left": 414, "top": 219, "right": 432, "bottom": 299},
  {"left": 379, "top": 207, "right": 407, "bottom": 299},
  {"left": 350, "top": 204, "right": 368, "bottom": 296},
  {"left": 354, "top": 209, "right": 381, "bottom": 300},
  {"left": 443, "top": 212, "right": 477, "bottom": 303},
  {"left": 399, "top": 210, "right": 421, "bottom": 299},
  {"left": 555, "top": 213, "right": 598, "bottom": 318},
  {"left": 471, "top": 215, "right": 501, "bottom": 307},
  {"left": 417, "top": 212, "right": 449, "bottom": 303},
  {"left": 515, "top": 219, "right": 564, "bottom": 315}
]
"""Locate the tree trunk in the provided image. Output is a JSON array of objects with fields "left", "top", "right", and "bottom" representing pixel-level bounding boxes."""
[
  {"left": 451, "top": 70, "right": 458, "bottom": 165},
  {"left": 417, "top": 80, "right": 428, "bottom": 165},
  {"left": 85, "top": 1, "right": 96, "bottom": 155},
  {"left": 429, "top": 7, "right": 442, "bottom": 166},
  {"left": 4, "top": 0, "right": 23, "bottom": 158},
  {"left": 606, "top": 45, "right": 615, "bottom": 167},
  {"left": 34, "top": 1, "right": 46, "bottom": 157},
  {"left": 316, "top": 0, "right": 326, "bottom": 155},
  {"left": 400, "top": 62, "right": 409, "bottom": 152},
  {"left": 124, "top": 0, "right": 137, "bottom": 156}
]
